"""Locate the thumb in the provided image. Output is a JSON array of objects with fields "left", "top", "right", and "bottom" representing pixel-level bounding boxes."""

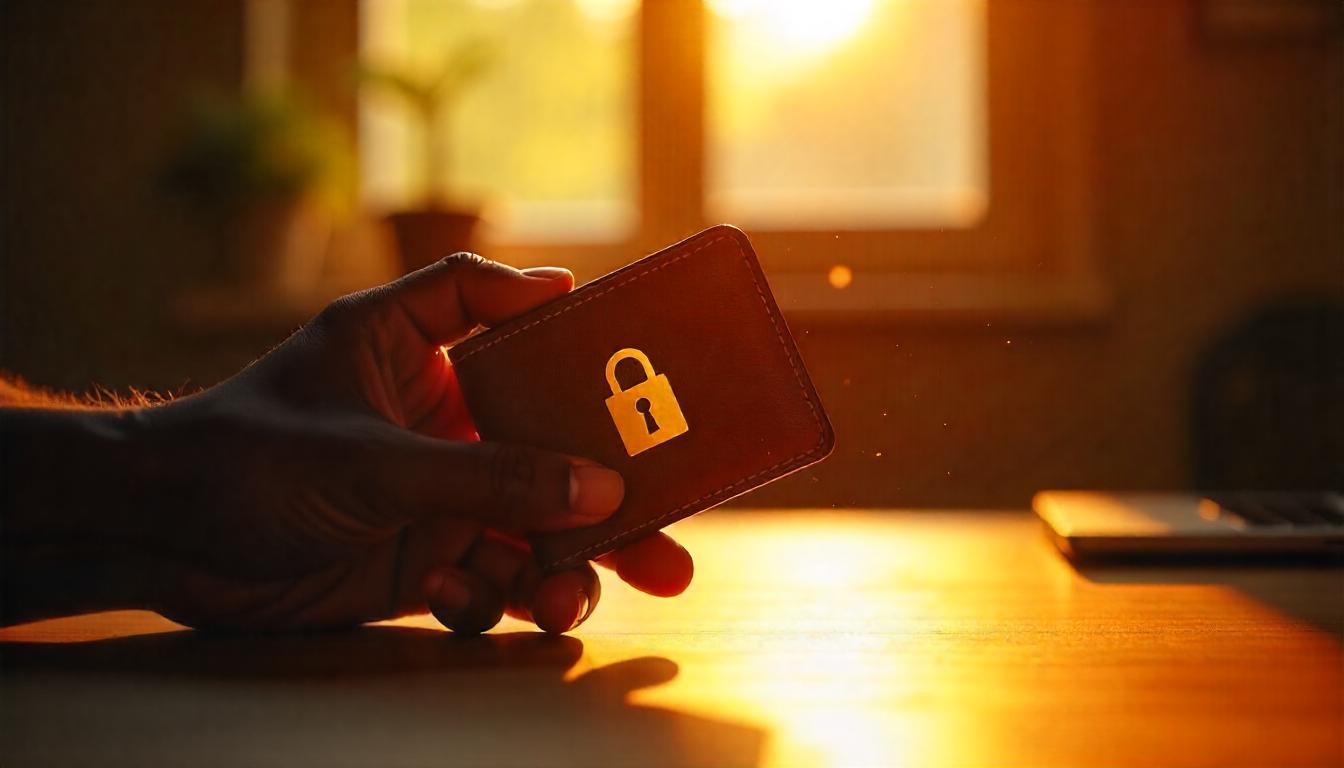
[{"left": 370, "top": 427, "right": 624, "bottom": 533}]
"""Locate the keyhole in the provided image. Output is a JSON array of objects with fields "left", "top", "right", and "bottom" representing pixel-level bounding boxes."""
[{"left": 635, "top": 397, "right": 658, "bottom": 433}]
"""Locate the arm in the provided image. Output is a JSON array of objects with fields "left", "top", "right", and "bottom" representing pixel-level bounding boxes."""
[
  {"left": 1, "top": 404, "right": 157, "bottom": 623},
  {"left": 0, "top": 255, "right": 693, "bottom": 633}
]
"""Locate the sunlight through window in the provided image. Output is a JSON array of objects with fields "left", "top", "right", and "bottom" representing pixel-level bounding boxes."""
[
  {"left": 707, "top": 0, "right": 987, "bottom": 230},
  {"left": 360, "top": 0, "right": 636, "bottom": 243}
]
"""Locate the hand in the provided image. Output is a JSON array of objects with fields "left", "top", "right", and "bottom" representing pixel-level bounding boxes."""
[{"left": 2, "top": 255, "right": 692, "bottom": 632}]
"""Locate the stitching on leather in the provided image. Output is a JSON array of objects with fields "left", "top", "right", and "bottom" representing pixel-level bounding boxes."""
[
  {"left": 453, "top": 237, "right": 718, "bottom": 362},
  {"left": 451, "top": 233, "right": 827, "bottom": 569},
  {"left": 547, "top": 235, "right": 827, "bottom": 568}
]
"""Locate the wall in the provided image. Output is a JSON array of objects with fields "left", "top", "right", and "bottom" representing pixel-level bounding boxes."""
[
  {"left": 760, "top": 1, "right": 1343, "bottom": 508},
  {"left": 2, "top": 1, "right": 244, "bottom": 392},
  {"left": 2, "top": 1, "right": 1340, "bottom": 508}
]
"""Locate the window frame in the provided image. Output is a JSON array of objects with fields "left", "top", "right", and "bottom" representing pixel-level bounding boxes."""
[{"left": 413, "top": 0, "right": 1109, "bottom": 323}]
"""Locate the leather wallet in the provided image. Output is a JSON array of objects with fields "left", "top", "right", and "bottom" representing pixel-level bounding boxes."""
[{"left": 449, "top": 225, "right": 834, "bottom": 570}]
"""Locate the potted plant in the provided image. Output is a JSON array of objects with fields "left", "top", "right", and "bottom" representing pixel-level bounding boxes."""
[
  {"left": 161, "top": 92, "right": 349, "bottom": 289},
  {"left": 360, "top": 42, "right": 492, "bottom": 274}
]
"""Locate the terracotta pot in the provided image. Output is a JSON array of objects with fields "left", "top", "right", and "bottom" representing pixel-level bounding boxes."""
[
  {"left": 227, "top": 196, "right": 331, "bottom": 289},
  {"left": 385, "top": 208, "right": 481, "bottom": 275}
]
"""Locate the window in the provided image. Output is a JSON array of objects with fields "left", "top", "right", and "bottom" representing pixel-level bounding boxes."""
[
  {"left": 360, "top": 0, "right": 638, "bottom": 242},
  {"left": 359, "top": 0, "right": 1103, "bottom": 319},
  {"left": 707, "top": 0, "right": 986, "bottom": 230}
]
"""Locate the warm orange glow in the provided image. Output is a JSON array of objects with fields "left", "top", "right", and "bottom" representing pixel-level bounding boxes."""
[
  {"left": 573, "top": 0, "right": 638, "bottom": 24},
  {"left": 828, "top": 264, "right": 854, "bottom": 290},
  {"left": 7, "top": 511, "right": 1340, "bottom": 767},
  {"left": 1197, "top": 498, "right": 1222, "bottom": 522},
  {"left": 560, "top": 512, "right": 1043, "bottom": 766},
  {"left": 706, "top": 0, "right": 987, "bottom": 230},
  {"left": 708, "top": 0, "right": 874, "bottom": 56}
]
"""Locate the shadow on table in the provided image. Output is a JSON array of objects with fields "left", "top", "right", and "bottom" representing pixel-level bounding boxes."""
[
  {"left": 1, "top": 628, "right": 764, "bottom": 768},
  {"left": 1071, "top": 559, "right": 1344, "bottom": 639}
]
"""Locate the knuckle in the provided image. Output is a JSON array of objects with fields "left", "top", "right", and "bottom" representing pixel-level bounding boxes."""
[
  {"left": 435, "top": 251, "right": 488, "bottom": 273},
  {"left": 434, "top": 251, "right": 520, "bottom": 282},
  {"left": 315, "top": 287, "right": 406, "bottom": 346},
  {"left": 315, "top": 293, "right": 369, "bottom": 335}
]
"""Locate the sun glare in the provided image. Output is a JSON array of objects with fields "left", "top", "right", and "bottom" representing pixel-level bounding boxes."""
[
  {"left": 573, "top": 0, "right": 638, "bottom": 24},
  {"left": 709, "top": 0, "right": 874, "bottom": 55},
  {"left": 828, "top": 264, "right": 854, "bottom": 290}
]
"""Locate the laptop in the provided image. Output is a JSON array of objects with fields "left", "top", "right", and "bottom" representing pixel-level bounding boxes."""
[{"left": 1033, "top": 491, "right": 1344, "bottom": 559}]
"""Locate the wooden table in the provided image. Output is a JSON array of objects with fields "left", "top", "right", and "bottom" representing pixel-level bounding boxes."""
[{"left": 2, "top": 510, "right": 1341, "bottom": 767}]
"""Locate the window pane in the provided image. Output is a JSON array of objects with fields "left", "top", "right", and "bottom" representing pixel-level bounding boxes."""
[
  {"left": 707, "top": 0, "right": 987, "bottom": 229},
  {"left": 360, "top": 0, "right": 636, "bottom": 242}
]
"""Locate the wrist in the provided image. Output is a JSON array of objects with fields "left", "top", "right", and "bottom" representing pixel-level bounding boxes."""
[
  {"left": 1, "top": 406, "right": 157, "bottom": 535},
  {"left": 1, "top": 405, "right": 162, "bottom": 623}
]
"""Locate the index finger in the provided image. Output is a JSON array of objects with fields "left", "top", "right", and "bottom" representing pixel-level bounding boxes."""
[
  {"left": 596, "top": 532, "right": 694, "bottom": 597},
  {"left": 381, "top": 253, "right": 574, "bottom": 345}
]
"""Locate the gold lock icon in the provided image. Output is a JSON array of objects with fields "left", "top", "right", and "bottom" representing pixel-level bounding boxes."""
[{"left": 604, "top": 348, "right": 689, "bottom": 456}]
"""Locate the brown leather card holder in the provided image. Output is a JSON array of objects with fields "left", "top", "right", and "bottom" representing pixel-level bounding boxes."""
[{"left": 449, "top": 225, "right": 834, "bottom": 570}]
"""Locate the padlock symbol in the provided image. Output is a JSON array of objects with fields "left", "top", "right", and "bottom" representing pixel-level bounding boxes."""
[{"left": 604, "top": 348, "right": 690, "bottom": 457}]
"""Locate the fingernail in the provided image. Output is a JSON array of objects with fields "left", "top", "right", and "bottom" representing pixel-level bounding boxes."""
[
  {"left": 570, "top": 589, "right": 592, "bottom": 631},
  {"left": 522, "top": 266, "right": 571, "bottom": 281},
  {"left": 436, "top": 576, "right": 472, "bottom": 616},
  {"left": 569, "top": 464, "right": 624, "bottom": 519}
]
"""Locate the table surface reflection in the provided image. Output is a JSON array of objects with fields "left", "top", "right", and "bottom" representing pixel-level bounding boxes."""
[{"left": 3, "top": 510, "right": 1341, "bottom": 767}]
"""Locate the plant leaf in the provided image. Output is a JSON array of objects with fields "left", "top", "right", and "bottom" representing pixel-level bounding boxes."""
[{"left": 357, "top": 63, "right": 437, "bottom": 118}]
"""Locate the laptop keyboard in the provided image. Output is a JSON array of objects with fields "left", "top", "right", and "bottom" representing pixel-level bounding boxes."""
[{"left": 1209, "top": 493, "right": 1344, "bottom": 527}]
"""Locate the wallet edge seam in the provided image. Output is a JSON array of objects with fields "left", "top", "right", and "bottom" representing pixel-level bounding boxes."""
[
  {"left": 545, "top": 434, "right": 832, "bottom": 569},
  {"left": 452, "top": 234, "right": 724, "bottom": 363},
  {"left": 539, "top": 232, "right": 830, "bottom": 569}
]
